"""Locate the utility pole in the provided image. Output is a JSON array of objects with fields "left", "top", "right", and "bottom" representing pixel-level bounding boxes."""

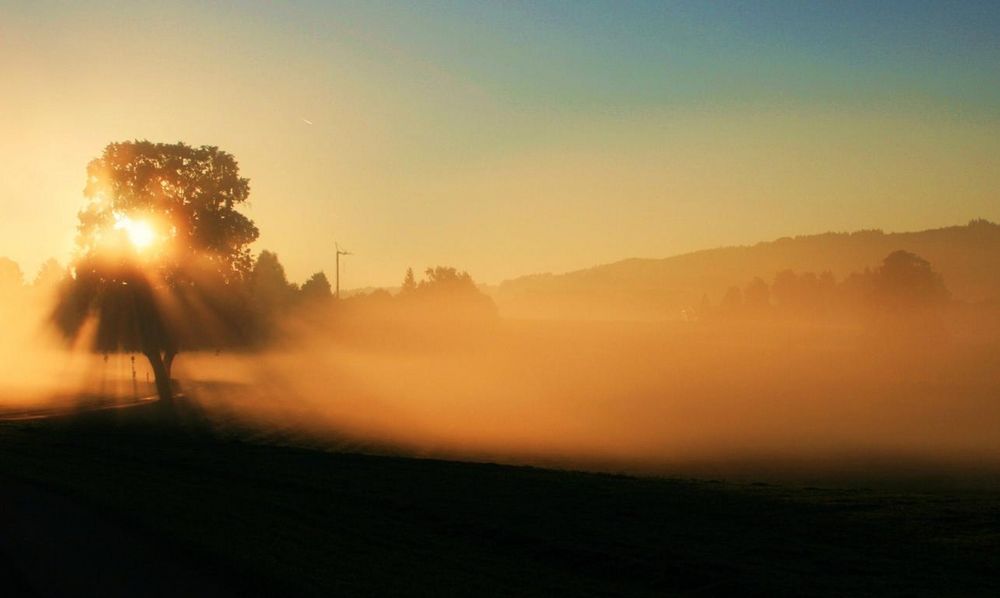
[{"left": 335, "top": 243, "right": 353, "bottom": 299}]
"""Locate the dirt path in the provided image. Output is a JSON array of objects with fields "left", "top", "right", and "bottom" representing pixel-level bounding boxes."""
[{"left": 0, "top": 476, "right": 236, "bottom": 597}]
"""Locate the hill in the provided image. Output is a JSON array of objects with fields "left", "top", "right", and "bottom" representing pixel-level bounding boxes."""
[{"left": 494, "top": 220, "right": 1000, "bottom": 320}]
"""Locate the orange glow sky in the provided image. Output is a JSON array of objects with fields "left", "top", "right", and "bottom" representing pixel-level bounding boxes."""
[{"left": 2, "top": 2, "right": 999, "bottom": 287}]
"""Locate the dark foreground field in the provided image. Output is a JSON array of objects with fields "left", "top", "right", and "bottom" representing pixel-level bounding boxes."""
[{"left": 1, "top": 402, "right": 997, "bottom": 597}]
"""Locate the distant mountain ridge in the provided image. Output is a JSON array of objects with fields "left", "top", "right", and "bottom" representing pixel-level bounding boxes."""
[{"left": 493, "top": 220, "right": 1000, "bottom": 320}]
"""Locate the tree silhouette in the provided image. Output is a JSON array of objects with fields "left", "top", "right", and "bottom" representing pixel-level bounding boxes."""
[
  {"left": 401, "top": 267, "right": 417, "bottom": 294},
  {"left": 871, "top": 250, "right": 950, "bottom": 310},
  {"left": 743, "top": 277, "right": 771, "bottom": 314},
  {"left": 300, "top": 271, "right": 333, "bottom": 301},
  {"left": 420, "top": 266, "right": 475, "bottom": 290},
  {"left": 251, "top": 251, "right": 297, "bottom": 308},
  {"left": 389, "top": 266, "right": 497, "bottom": 319},
  {"left": 0, "top": 257, "right": 23, "bottom": 291},
  {"left": 33, "top": 258, "right": 65, "bottom": 291},
  {"left": 52, "top": 141, "right": 259, "bottom": 405}
]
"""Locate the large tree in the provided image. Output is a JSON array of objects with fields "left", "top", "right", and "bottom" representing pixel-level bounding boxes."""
[{"left": 53, "top": 141, "right": 259, "bottom": 404}]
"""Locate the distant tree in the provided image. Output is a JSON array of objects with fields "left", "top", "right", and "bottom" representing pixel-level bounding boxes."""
[
  {"left": 840, "top": 267, "right": 873, "bottom": 307},
  {"left": 0, "top": 257, "right": 24, "bottom": 291},
  {"left": 33, "top": 258, "right": 65, "bottom": 290},
  {"left": 968, "top": 218, "right": 997, "bottom": 229},
  {"left": 743, "top": 277, "right": 771, "bottom": 313},
  {"left": 401, "top": 267, "right": 417, "bottom": 294},
  {"left": 52, "top": 141, "right": 259, "bottom": 405},
  {"left": 771, "top": 270, "right": 800, "bottom": 311},
  {"left": 251, "top": 251, "right": 297, "bottom": 309},
  {"left": 300, "top": 271, "right": 333, "bottom": 301},
  {"left": 247, "top": 250, "right": 299, "bottom": 340},
  {"left": 870, "top": 250, "right": 949, "bottom": 310},
  {"left": 814, "top": 250, "right": 952, "bottom": 335},
  {"left": 420, "top": 266, "right": 473, "bottom": 288},
  {"left": 396, "top": 266, "right": 497, "bottom": 318}
]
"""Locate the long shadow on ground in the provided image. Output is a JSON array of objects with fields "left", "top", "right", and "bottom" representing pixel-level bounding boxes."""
[{"left": 0, "top": 400, "right": 997, "bottom": 596}]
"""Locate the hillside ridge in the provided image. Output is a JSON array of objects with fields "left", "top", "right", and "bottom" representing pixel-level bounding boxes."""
[{"left": 494, "top": 219, "right": 1000, "bottom": 319}]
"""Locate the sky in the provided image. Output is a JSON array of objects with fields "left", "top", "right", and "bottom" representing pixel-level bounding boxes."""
[{"left": 2, "top": 0, "right": 999, "bottom": 287}]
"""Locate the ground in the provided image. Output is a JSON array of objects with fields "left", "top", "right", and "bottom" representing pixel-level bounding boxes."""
[{"left": 0, "top": 401, "right": 997, "bottom": 597}]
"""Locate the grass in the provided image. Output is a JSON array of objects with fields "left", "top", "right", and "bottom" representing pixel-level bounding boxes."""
[{"left": 1, "top": 401, "right": 998, "bottom": 596}]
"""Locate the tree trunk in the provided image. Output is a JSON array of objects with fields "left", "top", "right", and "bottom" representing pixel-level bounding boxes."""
[
  {"left": 145, "top": 351, "right": 173, "bottom": 405},
  {"left": 164, "top": 350, "right": 176, "bottom": 382}
]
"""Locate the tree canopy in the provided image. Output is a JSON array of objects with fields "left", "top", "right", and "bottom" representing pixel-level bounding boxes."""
[
  {"left": 77, "top": 141, "right": 258, "bottom": 278},
  {"left": 871, "top": 250, "right": 950, "bottom": 309},
  {"left": 301, "top": 272, "right": 333, "bottom": 301}
]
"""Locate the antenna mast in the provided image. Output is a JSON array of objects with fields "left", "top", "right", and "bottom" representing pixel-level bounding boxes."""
[{"left": 335, "top": 243, "right": 353, "bottom": 299}]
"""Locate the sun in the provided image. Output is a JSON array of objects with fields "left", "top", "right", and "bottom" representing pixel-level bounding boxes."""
[{"left": 113, "top": 213, "right": 156, "bottom": 250}]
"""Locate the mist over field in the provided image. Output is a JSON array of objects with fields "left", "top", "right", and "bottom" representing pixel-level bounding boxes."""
[
  {"left": 0, "top": 270, "right": 78, "bottom": 407},
  {"left": 5, "top": 223, "right": 1000, "bottom": 484},
  {"left": 174, "top": 320, "right": 998, "bottom": 481}
]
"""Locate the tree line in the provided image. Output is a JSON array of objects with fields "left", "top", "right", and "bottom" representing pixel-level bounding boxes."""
[{"left": 703, "top": 249, "right": 951, "bottom": 324}]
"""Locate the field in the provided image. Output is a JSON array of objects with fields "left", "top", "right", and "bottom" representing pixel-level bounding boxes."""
[{"left": 1, "top": 400, "right": 998, "bottom": 597}]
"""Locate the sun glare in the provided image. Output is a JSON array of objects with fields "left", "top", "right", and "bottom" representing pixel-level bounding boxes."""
[{"left": 113, "top": 213, "right": 156, "bottom": 250}]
